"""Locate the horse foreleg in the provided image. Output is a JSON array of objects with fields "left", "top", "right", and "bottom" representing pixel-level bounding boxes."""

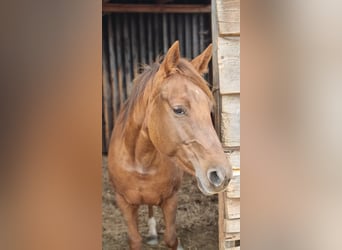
[
  {"left": 161, "top": 194, "right": 183, "bottom": 250},
  {"left": 146, "top": 205, "right": 158, "bottom": 245},
  {"left": 115, "top": 193, "right": 142, "bottom": 250}
]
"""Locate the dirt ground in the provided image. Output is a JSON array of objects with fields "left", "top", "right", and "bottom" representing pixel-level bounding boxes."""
[{"left": 102, "top": 156, "right": 219, "bottom": 250}]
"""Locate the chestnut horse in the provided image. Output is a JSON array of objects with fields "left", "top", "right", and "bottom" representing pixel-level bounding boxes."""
[{"left": 108, "top": 41, "right": 232, "bottom": 250}]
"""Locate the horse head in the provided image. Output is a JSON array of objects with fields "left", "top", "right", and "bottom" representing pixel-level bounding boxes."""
[{"left": 145, "top": 41, "right": 233, "bottom": 195}]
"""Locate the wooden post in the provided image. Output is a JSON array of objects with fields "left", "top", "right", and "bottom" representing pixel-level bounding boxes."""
[{"left": 212, "top": 0, "right": 241, "bottom": 249}]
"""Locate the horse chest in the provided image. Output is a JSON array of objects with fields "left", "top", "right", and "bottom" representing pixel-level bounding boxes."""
[{"left": 118, "top": 170, "right": 183, "bottom": 206}]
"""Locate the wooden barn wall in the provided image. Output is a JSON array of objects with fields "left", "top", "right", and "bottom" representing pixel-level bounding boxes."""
[
  {"left": 102, "top": 12, "right": 212, "bottom": 153},
  {"left": 211, "top": 0, "right": 240, "bottom": 249}
]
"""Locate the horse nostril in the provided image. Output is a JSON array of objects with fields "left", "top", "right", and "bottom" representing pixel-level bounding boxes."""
[{"left": 208, "top": 169, "right": 224, "bottom": 187}]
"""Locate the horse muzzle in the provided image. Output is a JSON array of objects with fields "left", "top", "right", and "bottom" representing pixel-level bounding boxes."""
[{"left": 196, "top": 167, "right": 232, "bottom": 196}]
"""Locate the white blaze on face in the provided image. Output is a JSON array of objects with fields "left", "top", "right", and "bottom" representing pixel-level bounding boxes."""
[{"left": 148, "top": 217, "right": 157, "bottom": 237}]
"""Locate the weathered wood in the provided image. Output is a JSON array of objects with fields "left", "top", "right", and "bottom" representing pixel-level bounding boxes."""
[
  {"left": 226, "top": 151, "right": 240, "bottom": 170},
  {"left": 211, "top": 0, "right": 222, "bottom": 137},
  {"left": 226, "top": 246, "right": 240, "bottom": 250},
  {"left": 216, "top": 0, "right": 240, "bottom": 35},
  {"left": 123, "top": 14, "right": 132, "bottom": 97},
  {"left": 225, "top": 198, "right": 240, "bottom": 219},
  {"left": 225, "top": 236, "right": 240, "bottom": 249},
  {"left": 219, "top": 192, "right": 226, "bottom": 250},
  {"left": 103, "top": 3, "right": 211, "bottom": 13},
  {"left": 162, "top": 14, "right": 168, "bottom": 54},
  {"left": 115, "top": 14, "right": 124, "bottom": 105},
  {"left": 130, "top": 14, "right": 138, "bottom": 78},
  {"left": 225, "top": 232, "right": 240, "bottom": 241},
  {"left": 138, "top": 13, "right": 146, "bottom": 65},
  {"left": 225, "top": 218, "right": 240, "bottom": 233},
  {"left": 221, "top": 95, "right": 240, "bottom": 147},
  {"left": 192, "top": 14, "right": 199, "bottom": 57},
  {"left": 102, "top": 38, "right": 113, "bottom": 151},
  {"left": 185, "top": 14, "right": 192, "bottom": 58},
  {"left": 154, "top": 14, "right": 160, "bottom": 57},
  {"left": 218, "top": 37, "right": 240, "bottom": 94},
  {"left": 169, "top": 14, "right": 176, "bottom": 50},
  {"left": 199, "top": 14, "right": 205, "bottom": 51},
  {"left": 213, "top": 0, "right": 241, "bottom": 247},
  {"left": 147, "top": 14, "right": 153, "bottom": 63},
  {"left": 177, "top": 14, "right": 184, "bottom": 55},
  {"left": 227, "top": 174, "right": 240, "bottom": 198},
  {"left": 225, "top": 232, "right": 240, "bottom": 249}
]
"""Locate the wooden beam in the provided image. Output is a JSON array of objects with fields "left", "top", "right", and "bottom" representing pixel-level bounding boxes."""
[
  {"left": 221, "top": 95, "right": 240, "bottom": 148},
  {"left": 218, "top": 192, "right": 226, "bottom": 250},
  {"left": 216, "top": 0, "right": 240, "bottom": 35},
  {"left": 102, "top": 3, "right": 211, "bottom": 13}
]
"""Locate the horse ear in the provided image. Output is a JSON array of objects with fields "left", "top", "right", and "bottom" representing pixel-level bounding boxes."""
[
  {"left": 191, "top": 44, "right": 213, "bottom": 74},
  {"left": 160, "top": 41, "right": 180, "bottom": 76}
]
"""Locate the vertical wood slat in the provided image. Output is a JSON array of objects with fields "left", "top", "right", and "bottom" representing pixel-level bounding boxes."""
[
  {"left": 102, "top": 101, "right": 106, "bottom": 153},
  {"left": 185, "top": 14, "right": 192, "bottom": 58},
  {"left": 139, "top": 13, "right": 146, "bottom": 65},
  {"left": 115, "top": 14, "right": 124, "bottom": 105},
  {"left": 154, "top": 14, "right": 160, "bottom": 57},
  {"left": 169, "top": 14, "right": 176, "bottom": 47},
  {"left": 147, "top": 14, "right": 153, "bottom": 63},
  {"left": 162, "top": 14, "right": 168, "bottom": 54},
  {"left": 131, "top": 14, "right": 138, "bottom": 78},
  {"left": 199, "top": 14, "right": 205, "bottom": 52},
  {"left": 192, "top": 14, "right": 199, "bottom": 57},
  {"left": 123, "top": 14, "right": 132, "bottom": 97},
  {"left": 177, "top": 14, "right": 184, "bottom": 56},
  {"left": 102, "top": 37, "right": 113, "bottom": 151}
]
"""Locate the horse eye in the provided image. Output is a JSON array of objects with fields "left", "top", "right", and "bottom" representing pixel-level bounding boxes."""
[{"left": 172, "top": 106, "right": 186, "bottom": 115}]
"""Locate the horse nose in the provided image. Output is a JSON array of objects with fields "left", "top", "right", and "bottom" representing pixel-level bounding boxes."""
[{"left": 207, "top": 168, "right": 227, "bottom": 187}]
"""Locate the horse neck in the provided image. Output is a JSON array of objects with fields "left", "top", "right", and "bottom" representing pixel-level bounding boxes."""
[{"left": 123, "top": 103, "right": 160, "bottom": 170}]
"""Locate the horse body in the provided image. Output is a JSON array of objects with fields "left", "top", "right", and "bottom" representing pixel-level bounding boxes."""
[
  {"left": 109, "top": 130, "right": 183, "bottom": 205},
  {"left": 108, "top": 41, "right": 232, "bottom": 250}
]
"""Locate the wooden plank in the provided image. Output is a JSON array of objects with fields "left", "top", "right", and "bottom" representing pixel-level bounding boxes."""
[
  {"left": 218, "top": 192, "right": 226, "bottom": 250},
  {"left": 130, "top": 14, "right": 138, "bottom": 78},
  {"left": 169, "top": 14, "right": 176, "bottom": 52},
  {"left": 226, "top": 246, "right": 240, "bottom": 250},
  {"left": 177, "top": 14, "right": 185, "bottom": 56},
  {"left": 199, "top": 14, "right": 205, "bottom": 51},
  {"left": 103, "top": 4, "right": 211, "bottom": 13},
  {"left": 154, "top": 14, "right": 160, "bottom": 57},
  {"left": 123, "top": 14, "right": 132, "bottom": 97},
  {"left": 185, "top": 14, "right": 192, "bottom": 58},
  {"left": 225, "top": 218, "right": 240, "bottom": 233},
  {"left": 224, "top": 233, "right": 240, "bottom": 249},
  {"left": 221, "top": 95, "right": 240, "bottom": 147},
  {"left": 216, "top": 0, "right": 240, "bottom": 35},
  {"left": 225, "top": 232, "right": 240, "bottom": 241},
  {"left": 226, "top": 151, "right": 240, "bottom": 170},
  {"left": 225, "top": 198, "right": 240, "bottom": 219},
  {"left": 147, "top": 14, "right": 153, "bottom": 63},
  {"left": 218, "top": 37, "right": 240, "bottom": 94},
  {"left": 102, "top": 39, "right": 113, "bottom": 151},
  {"left": 227, "top": 175, "right": 240, "bottom": 198},
  {"left": 107, "top": 15, "right": 118, "bottom": 120},
  {"left": 138, "top": 14, "right": 146, "bottom": 65},
  {"left": 114, "top": 14, "right": 124, "bottom": 105},
  {"left": 192, "top": 14, "right": 199, "bottom": 57},
  {"left": 162, "top": 14, "right": 168, "bottom": 54},
  {"left": 211, "top": 0, "right": 222, "bottom": 137}
]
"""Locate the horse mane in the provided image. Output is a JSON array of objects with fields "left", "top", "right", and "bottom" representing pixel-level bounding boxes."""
[{"left": 117, "top": 57, "right": 215, "bottom": 133}]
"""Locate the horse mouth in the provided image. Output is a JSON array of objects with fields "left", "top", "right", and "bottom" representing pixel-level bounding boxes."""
[
  {"left": 196, "top": 176, "right": 230, "bottom": 196},
  {"left": 196, "top": 177, "right": 217, "bottom": 196}
]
